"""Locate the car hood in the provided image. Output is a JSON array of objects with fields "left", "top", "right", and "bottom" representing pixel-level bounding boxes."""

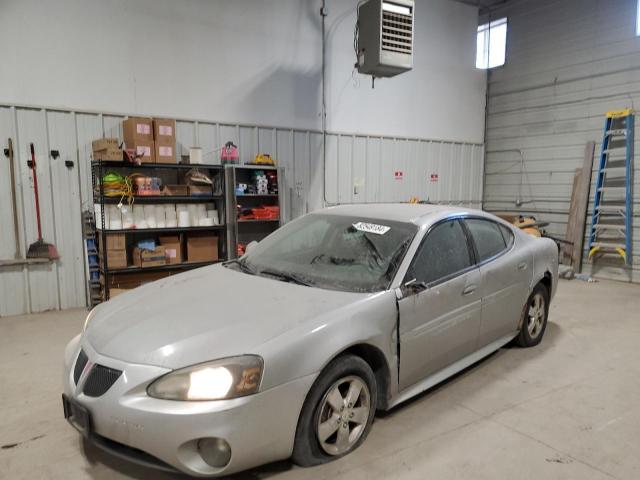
[{"left": 85, "top": 264, "right": 367, "bottom": 369}]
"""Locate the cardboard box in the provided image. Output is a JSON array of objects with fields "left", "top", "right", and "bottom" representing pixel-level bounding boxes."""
[
  {"left": 155, "top": 143, "right": 176, "bottom": 164},
  {"left": 159, "top": 235, "right": 183, "bottom": 264},
  {"left": 153, "top": 118, "right": 176, "bottom": 144},
  {"left": 132, "top": 246, "right": 166, "bottom": 268},
  {"left": 92, "top": 138, "right": 119, "bottom": 151},
  {"left": 163, "top": 184, "right": 189, "bottom": 196},
  {"left": 109, "top": 288, "right": 131, "bottom": 298},
  {"left": 93, "top": 148, "right": 123, "bottom": 161},
  {"left": 189, "top": 185, "right": 212, "bottom": 196},
  {"left": 187, "top": 234, "right": 218, "bottom": 263},
  {"left": 123, "top": 117, "right": 153, "bottom": 145},
  {"left": 92, "top": 138, "right": 123, "bottom": 161},
  {"left": 99, "top": 249, "right": 128, "bottom": 269},
  {"left": 102, "top": 271, "right": 169, "bottom": 289},
  {"left": 99, "top": 233, "right": 126, "bottom": 251},
  {"left": 133, "top": 140, "right": 156, "bottom": 163}
]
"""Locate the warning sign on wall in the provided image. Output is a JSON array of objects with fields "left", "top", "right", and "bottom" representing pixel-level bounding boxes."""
[
  {"left": 394, "top": 171, "right": 404, "bottom": 180},
  {"left": 430, "top": 173, "right": 439, "bottom": 183}
]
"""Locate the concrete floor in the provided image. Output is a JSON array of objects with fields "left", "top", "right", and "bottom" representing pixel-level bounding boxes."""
[{"left": 1, "top": 279, "right": 639, "bottom": 480}]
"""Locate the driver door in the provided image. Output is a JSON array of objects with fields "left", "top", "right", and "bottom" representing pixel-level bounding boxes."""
[{"left": 398, "top": 219, "right": 482, "bottom": 391}]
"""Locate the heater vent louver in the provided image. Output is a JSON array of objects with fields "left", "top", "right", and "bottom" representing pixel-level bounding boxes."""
[{"left": 381, "top": 10, "right": 413, "bottom": 54}]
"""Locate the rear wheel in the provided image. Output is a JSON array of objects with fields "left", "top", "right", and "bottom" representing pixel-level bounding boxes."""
[
  {"left": 514, "top": 283, "right": 549, "bottom": 347},
  {"left": 292, "top": 355, "right": 377, "bottom": 466}
]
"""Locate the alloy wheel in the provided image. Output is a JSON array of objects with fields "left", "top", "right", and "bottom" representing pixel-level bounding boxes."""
[
  {"left": 316, "top": 375, "right": 371, "bottom": 456},
  {"left": 527, "top": 292, "right": 546, "bottom": 339}
]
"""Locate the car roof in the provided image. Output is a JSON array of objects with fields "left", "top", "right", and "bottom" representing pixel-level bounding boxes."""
[{"left": 318, "top": 203, "right": 491, "bottom": 227}]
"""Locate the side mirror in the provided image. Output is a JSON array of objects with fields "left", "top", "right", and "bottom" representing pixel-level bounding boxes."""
[
  {"left": 245, "top": 240, "right": 259, "bottom": 255},
  {"left": 402, "top": 278, "right": 427, "bottom": 296}
]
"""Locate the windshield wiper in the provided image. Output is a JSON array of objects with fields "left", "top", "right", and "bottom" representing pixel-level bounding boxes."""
[
  {"left": 225, "top": 258, "right": 256, "bottom": 275},
  {"left": 311, "top": 254, "right": 355, "bottom": 266},
  {"left": 258, "top": 269, "right": 314, "bottom": 287}
]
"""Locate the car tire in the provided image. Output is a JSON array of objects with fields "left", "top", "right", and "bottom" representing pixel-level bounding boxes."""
[
  {"left": 291, "top": 354, "right": 377, "bottom": 467},
  {"left": 514, "top": 283, "right": 549, "bottom": 348}
]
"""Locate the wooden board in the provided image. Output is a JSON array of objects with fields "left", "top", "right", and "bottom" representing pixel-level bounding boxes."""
[
  {"left": 563, "top": 141, "right": 595, "bottom": 269},
  {"left": 562, "top": 168, "right": 582, "bottom": 265}
]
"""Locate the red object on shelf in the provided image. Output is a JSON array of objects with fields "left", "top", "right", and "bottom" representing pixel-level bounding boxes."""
[{"left": 250, "top": 205, "right": 280, "bottom": 220}]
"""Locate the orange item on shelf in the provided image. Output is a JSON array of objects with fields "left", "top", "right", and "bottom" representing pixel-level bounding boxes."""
[{"left": 251, "top": 205, "right": 280, "bottom": 220}]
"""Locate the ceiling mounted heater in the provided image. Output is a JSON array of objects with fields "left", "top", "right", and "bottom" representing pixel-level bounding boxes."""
[{"left": 356, "top": 0, "right": 414, "bottom": 78}]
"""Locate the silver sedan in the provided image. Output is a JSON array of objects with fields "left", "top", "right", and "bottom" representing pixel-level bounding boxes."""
[{"left": 62, "top": 204, "right": 558, "bottom": 477}]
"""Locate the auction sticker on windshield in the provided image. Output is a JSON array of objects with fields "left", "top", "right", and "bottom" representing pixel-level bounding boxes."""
[{"left": 352, "top": 222, "right": 391, "bottom": 235}]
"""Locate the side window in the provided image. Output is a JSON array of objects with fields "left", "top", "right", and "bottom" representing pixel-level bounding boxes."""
[
  {"left": 407, "top": 220, "right": 472, "bottom": 285},
  {"left": 498, "top": 224, "right": 514, "bottom": 248},
  {"left": 465, "top": 219, "right": 507, "bottom": 262}
]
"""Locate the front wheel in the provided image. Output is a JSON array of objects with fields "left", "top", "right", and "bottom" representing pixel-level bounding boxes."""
[
  {"left": 292, "top": 355, "right": 377, "bottom": 466},
  {"left": 514, "top": 283, "right": 549, "bottom": 347}
]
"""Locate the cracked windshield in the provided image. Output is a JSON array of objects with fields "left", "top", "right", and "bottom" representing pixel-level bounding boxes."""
[{"left": 232, "top": 214, "right": 418, "bottom": 293}]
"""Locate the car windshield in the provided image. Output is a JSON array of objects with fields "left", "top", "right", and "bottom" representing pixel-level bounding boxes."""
[{"left": 229, "top": 213, "right": 418, "bottom": 293}]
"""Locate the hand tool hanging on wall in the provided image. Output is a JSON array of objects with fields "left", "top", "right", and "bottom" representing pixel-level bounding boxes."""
[
  {"left": 5, "top": 138, "right": 21, "bottom": 258},
  {"left": 26, "top": 142, "right": 59, "bottom": 260}
]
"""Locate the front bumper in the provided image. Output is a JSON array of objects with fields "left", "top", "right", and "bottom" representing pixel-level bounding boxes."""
[{"left": 63, "top": 335, "right": 316, "bottom": 477}]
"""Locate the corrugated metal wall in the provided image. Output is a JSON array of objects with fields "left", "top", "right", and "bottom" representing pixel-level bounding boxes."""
[
  {"left": 0, "top": 104, "right": 483, "bottom": 316},
  {"left": 483, "top": 0, "right": 640, "bottom": 283}
]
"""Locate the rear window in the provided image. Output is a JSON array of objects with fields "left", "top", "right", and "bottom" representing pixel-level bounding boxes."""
[
  {"left": 465, "top": 218, "right": 507, "bottom": 262},
  {"left": 499, "top": 224, "right": 515, "bottom": 248}
]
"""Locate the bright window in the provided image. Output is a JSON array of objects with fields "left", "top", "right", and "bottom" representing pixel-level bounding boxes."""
[
  {"left": 476, "top": 17, "right": 507, "bottom": 69},
  {"left": 637, "top": 0, "right": 640, "bottom": 35}
]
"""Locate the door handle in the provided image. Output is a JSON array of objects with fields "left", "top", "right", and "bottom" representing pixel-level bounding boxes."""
[
  {"left": 462, "top": 285, "right": 477, "bottom": 296},
  {"left": 517, "top": 262, "right": 528, "bottom": 270}
]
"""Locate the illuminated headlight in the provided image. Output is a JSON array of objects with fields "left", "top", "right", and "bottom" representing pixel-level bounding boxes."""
[{"left": 147, "top": 355, "right": 264, "bottom": 401}]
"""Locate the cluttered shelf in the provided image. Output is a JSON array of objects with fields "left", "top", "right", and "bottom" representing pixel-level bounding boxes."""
[
  {"left": 100, "top": 260, "right": 221, "bottom": 275},
  {"left": 238, "top": 219, "right": 280, "bottom": 223},
  {"left": 236, "top": 193, "right": 279, "bottom": 198},
  {"left": 87, "top": 117, "right": 234, "bottom": 304},
  {"left": 94, "top": 195, "right": 223, "bottom": 204},
  {"left": 99, "top": 226, "right": 225, "bottom": 234},
  {"left": 91, "top": 160, "right": 223, "bottom": 170}
]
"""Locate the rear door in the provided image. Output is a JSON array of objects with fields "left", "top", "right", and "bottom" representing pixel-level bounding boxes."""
[
  {"left": 398, "top": 219, "right": 481, "bottom": 391},
  {"left": 463, "top": 219, "right": 532, "bottom": 347}
]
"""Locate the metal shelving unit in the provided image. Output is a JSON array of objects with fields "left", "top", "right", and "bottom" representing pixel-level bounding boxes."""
[
  {"left": 95, "top": 195, "right": 223, "bottom": 204},
  {"left": 91, "top": 160, "right": 228, "bottom": 301},
  {"left": 225, "top": 165, "right": 284, "bottom": 258},
  {"left": 101, "top": 226, "right": 225, "bottom": 234}
]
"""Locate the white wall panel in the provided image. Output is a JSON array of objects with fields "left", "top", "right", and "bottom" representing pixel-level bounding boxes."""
[
  {"left": 75, "top": 113, "right": 102, "bottom": 212},
  {"left": 46, "top": 111, "right": 86, "bottom": 309},
  {"left": 483, "top": 0, "right": 640, "bottom": 283},
  {"left": 326, "top": 136, "right": 484, "bottom": 207},
  {"left": 0, "top": 106, "right": 29, "bottom": 316}
]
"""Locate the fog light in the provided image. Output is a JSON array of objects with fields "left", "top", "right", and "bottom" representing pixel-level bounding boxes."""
[{"left": 197, "top": 437, "right": 231, "bottom": 468}]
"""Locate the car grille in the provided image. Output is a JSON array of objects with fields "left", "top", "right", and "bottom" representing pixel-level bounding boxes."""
[
  {"left": 83, "top": 364, "right": 122, "bottom": 397},
  {"left": 73, "top": 350, "right": 88, "bottom": 385}
]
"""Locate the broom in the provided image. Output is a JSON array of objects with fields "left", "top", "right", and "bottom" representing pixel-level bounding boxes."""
[{"left": 26, "top": 143, "right": 59, "bottom": 260}]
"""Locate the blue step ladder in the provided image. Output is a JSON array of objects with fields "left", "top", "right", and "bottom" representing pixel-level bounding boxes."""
[{"left": 588, "top": 109, "right": 634, "bottom": 265}]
